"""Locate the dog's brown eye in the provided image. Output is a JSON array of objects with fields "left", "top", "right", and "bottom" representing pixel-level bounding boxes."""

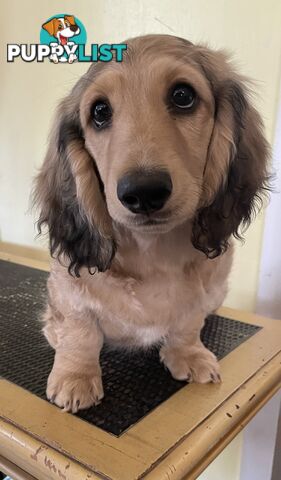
[
  {"left": 91, "top": 100, "right": 112, "bottom": 129},
  {"left": 171, "top": 84, "right": 196, "bottom": 110}
]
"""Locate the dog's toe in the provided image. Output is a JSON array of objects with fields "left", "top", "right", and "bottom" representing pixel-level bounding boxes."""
[
  {"left": 47, "top": 371, "right": 104, "bottom": 413},
  {"left": 160, "top": 344, "right": 221, "bottom": 384}
]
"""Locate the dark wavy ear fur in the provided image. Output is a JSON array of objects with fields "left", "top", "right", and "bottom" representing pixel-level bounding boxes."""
[
  {"left": 34, "top": 106, "right": 115, "bottom": 277},
  {"left": 192, "top": 55, "right": 270, "bottom": 258}
]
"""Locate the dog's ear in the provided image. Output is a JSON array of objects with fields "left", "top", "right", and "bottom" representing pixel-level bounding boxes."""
[
  {"left": 42, "top": 18, "right": 57, "bottom": 37},
  {"left": 64, "top": 15, "right": 75, "bottom": 26},
  {"left": 192, "top": 49, "right": 270, "bottom": 258},
  {"left": 33, "top": 97, "right": 115, "bottom": 277}
]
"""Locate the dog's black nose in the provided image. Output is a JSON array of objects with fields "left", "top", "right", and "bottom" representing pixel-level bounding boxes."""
[
  {"left": 70, "top": 25, "right": 78, "bottom": 32},
  {"left": 117, "top": 170, "right": 172, "bottom": 214}
]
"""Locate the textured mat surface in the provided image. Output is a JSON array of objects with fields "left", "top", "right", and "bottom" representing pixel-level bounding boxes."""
[{"left": 0, "top": 259, "right": 261, "bottom": 435}]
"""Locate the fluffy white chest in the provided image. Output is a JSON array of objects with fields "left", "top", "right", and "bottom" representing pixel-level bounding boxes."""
[
  {"left": 96, "top": 271, "right": 194, "bottom": 347},
  {"left": 131, "top": 324, "right": 168, "bottom": 346}
]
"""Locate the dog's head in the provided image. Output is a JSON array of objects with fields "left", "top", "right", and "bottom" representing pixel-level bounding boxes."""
[
  {"left": 42, "top": 15, "right": 80, "bottom": 45},
  {"left": 33, "top": 34, "right": 270, "bottom": 276}
]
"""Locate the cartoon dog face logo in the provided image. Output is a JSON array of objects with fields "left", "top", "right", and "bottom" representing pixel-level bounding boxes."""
[{"left": 42, "top": 15, "right": 80, "bottom": 63}]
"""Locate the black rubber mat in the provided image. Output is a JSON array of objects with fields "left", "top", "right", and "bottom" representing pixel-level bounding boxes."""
[{"left": 0, "top": 259, "right": 261, "bottom": 435}]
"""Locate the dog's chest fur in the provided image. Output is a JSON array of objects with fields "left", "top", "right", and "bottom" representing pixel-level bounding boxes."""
[{"left": 51, "top": 226, "right": 232, "bottom": 349}]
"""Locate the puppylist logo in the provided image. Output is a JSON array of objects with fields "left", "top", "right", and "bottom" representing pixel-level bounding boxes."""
[{"left": 7, "top": 14, "right": 127, "bottom": 63}]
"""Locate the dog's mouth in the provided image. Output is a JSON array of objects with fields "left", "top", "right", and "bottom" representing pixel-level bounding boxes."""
[
  {"left": 112, "top": 209, "right": 185, "bottom": 235},
  {"left": 135, "top": 218, "right": 167, "bottom": 226},
  {"left": 126, "top": 213, "right": 175, "bottom": 233},
  {"left": 59, "top": 35, "right": 68, "bottom": 46}
]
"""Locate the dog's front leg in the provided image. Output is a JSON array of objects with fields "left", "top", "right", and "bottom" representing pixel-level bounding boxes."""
[
  {"left": 160, "top": 317, "right": 221, "bottom": 384},
  {"left": 49, "top": 53, "right": 59, "bottom": 64},
  {"left": 66, "top": 41, "right": 78, "bottom": 63},
  {"left": 46, "top": 311, "right": 104, "bottom": 413}
]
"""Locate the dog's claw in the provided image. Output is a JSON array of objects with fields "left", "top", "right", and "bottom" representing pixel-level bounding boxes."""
[
  {"left": 211, "top": 372, "right": 222, "bottom": 383},
  {"left": 63, "top": 400, "right": 71, "bottom": 412}
]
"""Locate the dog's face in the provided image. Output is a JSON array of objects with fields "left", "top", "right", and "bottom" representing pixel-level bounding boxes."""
[
  {"left": 42, "top": 15, "right": 80, "bottom": 45},
  {"left": 34, "top": 35, "right": 269, "bottom": 276},
  {"left": 80, "top": 42, "right": 214, "bottom": 233}
]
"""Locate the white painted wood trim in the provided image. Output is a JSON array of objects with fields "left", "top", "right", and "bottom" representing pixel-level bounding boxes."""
[
  {"left": 240, "top": 78, "right": 281, "bottom": 480},
  {"left": 256, "top": 81, "right": 281, "bottom": 319}
]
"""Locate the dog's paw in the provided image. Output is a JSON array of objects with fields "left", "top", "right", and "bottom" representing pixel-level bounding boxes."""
[
  {"left": 68, "top": 53, "right": 77, "bottom": 63},
  {"left": 50, "top": 54, "right": 59, "bottom": 64},
  {"left": 160, "top": 344, "right": 221, "bottom": 384},
  {"left": 47, "top": 370, "right": 104, "bottom": 413}
]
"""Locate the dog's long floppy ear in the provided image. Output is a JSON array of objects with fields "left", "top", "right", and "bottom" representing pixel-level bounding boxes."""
[
  {"left": 64, "top": 15, "right": 76, "bottom": 25},
  {"left": 33, "top": 96, "right": 115, "bottom": 277},
  {"left": 42, "top": 18, "right": 57, "bottom": 37},
  {"left": 192, "top": 49, "right": 270, "bottom": 258}
]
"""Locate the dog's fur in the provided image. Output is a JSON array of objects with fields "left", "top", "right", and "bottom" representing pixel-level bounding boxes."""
[{"left": 33, "top": 34, "right": 269, "bottom": 413}]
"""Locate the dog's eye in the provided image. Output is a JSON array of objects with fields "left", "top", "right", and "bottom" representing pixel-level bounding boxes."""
[
  {"left": 90, "top": 100, "right": 112, "bottom": 129},
  {"left": 170, "top": 83, "right": 197, "bottom": 110}
]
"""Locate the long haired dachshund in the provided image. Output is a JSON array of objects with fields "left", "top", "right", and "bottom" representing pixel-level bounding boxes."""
[{"left": 33, "top": 34, "right": 269, "bottom": 413}]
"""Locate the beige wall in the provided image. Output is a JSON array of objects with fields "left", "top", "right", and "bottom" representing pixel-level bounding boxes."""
[
  {"left": 1, "top": 0, "right": 281, "bottom": 312},
  {"left": 1, "top": 0, "right": 280, "bottom": 312},
  {"left": 0, "top": 2, "right": 280, "bottom": 479}
]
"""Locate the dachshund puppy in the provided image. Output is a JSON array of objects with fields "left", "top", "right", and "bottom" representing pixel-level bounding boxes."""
[{"left": 34, "top": 35, "right": 269, "bottom": 413}]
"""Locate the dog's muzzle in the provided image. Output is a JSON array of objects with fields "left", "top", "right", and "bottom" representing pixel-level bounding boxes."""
[{"left": 117, "top": 170, "right": 172, "bottom": 214}]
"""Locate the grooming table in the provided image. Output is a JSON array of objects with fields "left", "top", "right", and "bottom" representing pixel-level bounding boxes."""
[{"left": 0, "top": 246, "right": 280, "bottom": 480}]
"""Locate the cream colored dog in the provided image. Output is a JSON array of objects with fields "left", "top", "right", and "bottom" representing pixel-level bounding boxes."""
[{"left": 34, "top": 34, "right": 269, "bottom": 413}]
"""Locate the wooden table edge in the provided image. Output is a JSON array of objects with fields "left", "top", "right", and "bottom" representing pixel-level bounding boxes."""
[
  {"left": 1, "top": 242, "right": 281, "bottom": 479},
  {"left": 142, "top": 351, "right": 281, "bottom": 480},
  {"left": 0, "top": 453, "right": 38, "bottom": 480},
  {"left": 0, "top": 418, "right": 103, "bottom": 480},
  {"left": 0, "top": 352, "right": 280, "bottom": 480}
]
